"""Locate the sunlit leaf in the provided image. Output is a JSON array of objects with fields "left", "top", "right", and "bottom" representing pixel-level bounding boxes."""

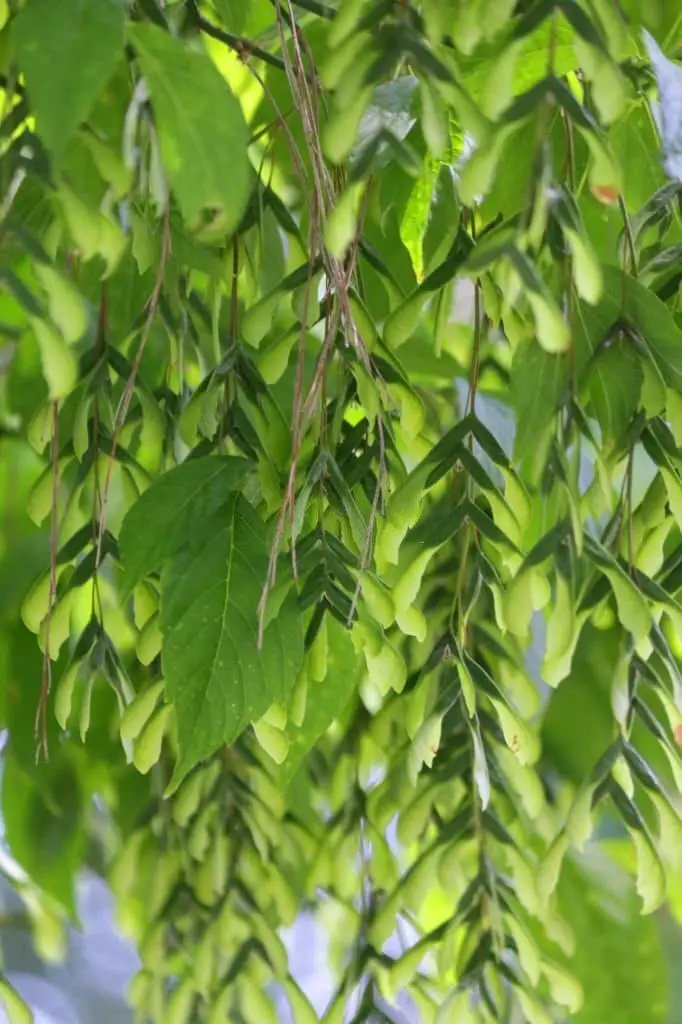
[
  {"left": 128, "top": 24, "right": 251, "bottom": 230},
  {"left": 12, "top": 0, "right": 125, "bottom": 159}
]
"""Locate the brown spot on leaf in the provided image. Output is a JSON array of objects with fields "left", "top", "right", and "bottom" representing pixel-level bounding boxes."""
[{"left": 590, "top": 184, "right": 620, "bottom": 205}]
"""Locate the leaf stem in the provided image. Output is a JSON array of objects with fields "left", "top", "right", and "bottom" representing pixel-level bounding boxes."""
[
  {"left": 619, "top": 194, "right": 638, "bottom": 278},
  {"left": 192, "top": 9, "right": 287, "bottom": 72}
]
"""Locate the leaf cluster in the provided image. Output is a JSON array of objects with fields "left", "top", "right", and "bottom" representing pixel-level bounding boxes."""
[{"left": 0, "top": 0, "right": 681, "bottom": 1021}]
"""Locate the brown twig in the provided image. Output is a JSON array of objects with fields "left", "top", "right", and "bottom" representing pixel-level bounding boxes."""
[{"left": 256, "top": 1, "right": 391, "bottom": 643}]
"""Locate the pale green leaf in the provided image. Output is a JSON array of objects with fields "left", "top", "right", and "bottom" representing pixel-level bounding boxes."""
[
  {"left": 543, "top": 960, "right": 584, "bottom": 1014},
  {"left": 538, "top": 831, "right": 570, "bottom": 903},
  {"left": 558, "top": 853, "right": 668, "bottom": 1023},
  {"left": 277, "top": 618, "right": 362, "bottom": 785},
  {"left": 489, "top": 697, "right": 540, "bottom": 766},
  {"left": 628, "top": 827, "right": 666, "bottom": 915},
  {"left": 12, "top": 0, "right": 125, "bottom": 159},
  {"left": 0, "top": 977, "right": 32, "bottom": 1024},
  {"left": 128, "top": 24, "right": 251, "bottom": 230}
]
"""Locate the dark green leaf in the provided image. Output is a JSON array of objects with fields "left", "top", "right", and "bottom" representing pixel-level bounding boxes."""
[
  {"left": 589, "top": 339, "right": 642, "bottom": 444},
  {"left": 407, "top": 498, "right": 467, "bottom": 548},
  {"left": 510, "top": 339, "right": 567, "bottom": 458},
  {"left": 160, "top": 495, "right": 304, "bottom": 784},
  {"left": 119, "top": 455, "right": 250, "bottom": 590},
  {"left": 576, "top": 265, "right": 682, "bottom": 391},
  {"left": 2, "top": 750, "right": 84, "bottom": 915},
  {"left": 542, "top": 625, "right": 621, "bottom": 784},
  {"left": 559, "top": 0, "right": 606, "bottom": 51}
]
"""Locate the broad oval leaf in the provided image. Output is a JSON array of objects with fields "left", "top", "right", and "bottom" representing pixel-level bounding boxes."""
[
  {"left": 119, "top": 455, "right": 250, "bottom": 590},
  {"left": 1, "top": 751, "right": 84, "bottom": 915},
  {"left": 12, "top": 0, "right": 125, "bottom": 160},
  {"left": 160, "top": 494, "right": 304, "bottom": 786},
  {"left": 276, "top": 617, "right": 361, "bottom": 785},
  {"left": 511, "top": 339, "right": 566, "bottom": 459},
  {"left": 589, "top": 340, "right": 643, "bottom": 446},
  {"left": 128, "top": 24, "right": 252, "bottom": 231}
]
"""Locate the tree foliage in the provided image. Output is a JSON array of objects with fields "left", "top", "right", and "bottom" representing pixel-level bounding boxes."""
[{"left": 0, "top": 0, "right": 681, "bottom": 1021}]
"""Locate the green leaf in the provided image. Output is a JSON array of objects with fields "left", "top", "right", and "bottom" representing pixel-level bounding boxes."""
[
  {"left": 589, "top": 339, "right": 642, "bottom": 444},
  {"left": 128, "top": 24, "right": 251, "bottom": 230},
  {"left": 610, "top": 101, "right": 666, "bottom": 211},
  {"left": 160, "top": 494, "right": 304, "bottom": 785},
  {"left": 399, "top": 156, "right": 440, "bottom": 281},
  {"left": 543, "top": 959, "right": 583, "bottom": 1014},
  {"left": 119, "top": 456, "right": 250, "bottom": 591},
  {"left": 325, "top": 182, "right": 365, "bottom": 260},
  {"left": 622, "top": 284, "right": 682, "bottom": 392},
  {"left": 279, "top": 618, "right": 361, "bottom": 785},
  {"left": 0, "top": 977, "right": 32, "bottom": 1024},
  {"left": 1, "top": 751, "right": 84, "bottom": 915},
  {"left": 628, "top": 825, "right": 667, "bottom": 915},
  {"left": 31, "top": 318, "right": 78, "bottom": 400},
  {"left": 576, "top": 265, "right": 682, "bottom": 391},
  {"left": 489, "top": 696, "right": 540, "bottom": 766},
  {"left": 585, "top": 536, "right": 652, "bottom": 647},
  {"left": 510, "top": 339, "right": 566, "bottom": 458},
  {"left": 12, "top": 0, "right": 125, "bottom": 160},
  {"left": 508, "top": 247, "right": 571, "bottom": 353},
  {"left": 538, "top": 831, "right": 570, "bottom": 904},
  {"left": 212, "top": 0, "right": 247, "bottom": 32},
  {"left": 557, "top": 853, "right": 668, "bottom": 1024},
  {"left": 542, "top": 624, "right": 621, "bottom": 784}
]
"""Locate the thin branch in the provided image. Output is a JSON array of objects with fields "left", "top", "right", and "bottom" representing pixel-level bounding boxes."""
[
  {"left": 466, "top": 278, "right": 482, "bottom": 419},
  {"left": 229, "top": 239, "right": 239, "bottom": 347},
  {"left": 194, "top": 10, "right": 287, "bottom": 72},
  {"left": 256, "top": 1, "right": 392, "bottom": 641},
  {"left": 246, "top": 64, "right": 312, "bottom": 201},
  {"left": 248, "top": 108, "right": 295, "bottom": 146}
]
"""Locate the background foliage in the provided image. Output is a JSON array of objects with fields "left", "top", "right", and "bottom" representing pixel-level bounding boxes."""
[{"left": 0, "top": 0, "right": 682, "bottom": 1021}]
